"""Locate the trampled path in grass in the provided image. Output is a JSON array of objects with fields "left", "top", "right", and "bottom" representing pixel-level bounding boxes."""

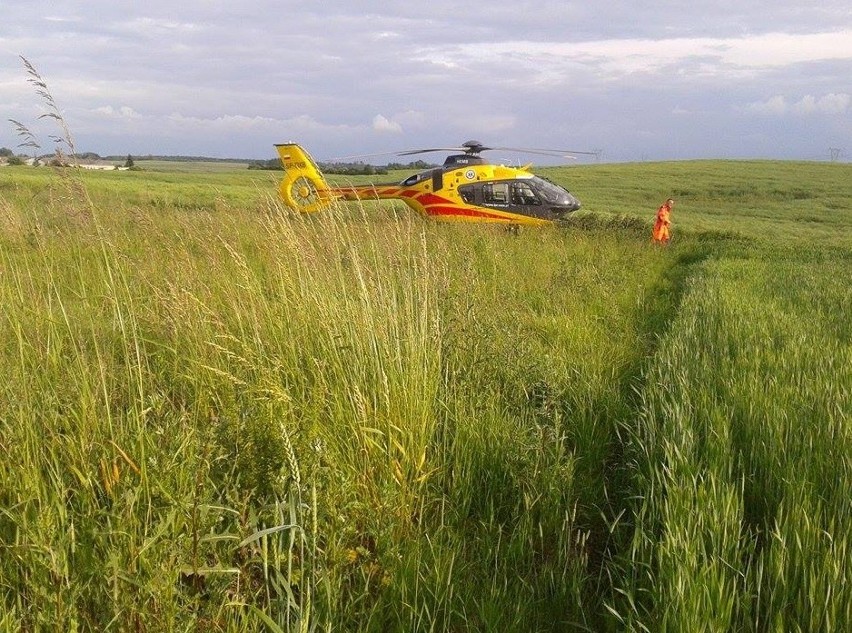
[{"left": 609, "top": 246, "right": 851, "bottom": 631}]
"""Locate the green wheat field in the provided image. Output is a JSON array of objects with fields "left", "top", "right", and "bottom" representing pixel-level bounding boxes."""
[{"left": 0, "top": 158, "right": 850, "bottom": 631}]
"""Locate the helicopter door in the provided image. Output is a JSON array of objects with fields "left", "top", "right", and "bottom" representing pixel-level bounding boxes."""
[
  {"left": 431, "top": 169, "right": 444, "bottom": 191},
  {"left": 510, "top": 182, "right": 541, "bottom": 206},
  {"left": 481, "top": 183, "right": 510, "bottom": 206}
]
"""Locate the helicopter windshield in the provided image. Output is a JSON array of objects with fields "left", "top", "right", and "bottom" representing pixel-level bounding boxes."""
[{"left": 529, "top": 176, "right": 573, "bottom": 204}]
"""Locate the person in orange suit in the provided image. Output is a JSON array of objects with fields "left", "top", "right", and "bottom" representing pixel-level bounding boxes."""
[{"left": 652, "top": 198, "right": 674, "bottom": 245}]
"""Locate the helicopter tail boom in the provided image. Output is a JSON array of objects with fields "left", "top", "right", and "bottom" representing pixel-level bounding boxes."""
[{"left": 275, "top": 143, "right": 338, "bottom": 213}]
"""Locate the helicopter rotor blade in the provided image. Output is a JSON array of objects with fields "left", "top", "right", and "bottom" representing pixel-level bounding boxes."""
[
  {"left": 323, "top": 150, "right": 405, "bottom": 162},
  {"left": 490, "top": 146, "right": 598, "bottom": 157},
  {"left": 327, "top": 147, "right": 470, "bottom": 161},
  {"left": 325, "top": 142, "right": 597, "bottom": 162},
  {"left": 395, "top": 147, "right": 470, "bottom": 156},
  {"left": 399, "top": 144, "right": 595, "bottom": 158}
]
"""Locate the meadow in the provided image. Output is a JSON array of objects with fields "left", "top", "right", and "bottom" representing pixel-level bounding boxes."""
[{"left": 0, "top": 158, "right": 850, "bottom": 631}]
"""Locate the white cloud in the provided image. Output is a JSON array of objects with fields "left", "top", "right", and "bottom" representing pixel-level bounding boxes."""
[
  {"left": 793, "top": 95, "right": 819, "bottom": 114},
  {"left": 810, "top": 93, "right": 851, "bottom": 114},
  {"left": 417, "top": 30, "right": 852, "bottom": 80},
  {"left": 372, "top": 114, "right": 403, "bottom": 133},
  {"left": 371, "top": 31, "right": 401, "bottom": 41},
  {"left": 747, "top": 92, "right": 850, "bottom": 116},
  {"left": 93, "top": 105, "right": 141, "bottom": 119},
  {"left": 164, "top": 113, "right": 286, "bottom": 132},
  {"left": 122, "top": 17, "right": 199, "bottom": 33},
  {"left": 747, "top": 95, "right": 789, "bottom": 115},
  {"left": 43, "top": 15, "right": 82, "bottom": 23}
]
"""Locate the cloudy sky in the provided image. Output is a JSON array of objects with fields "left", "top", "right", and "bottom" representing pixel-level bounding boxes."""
[{"left": 1, "top": 1, "right": 850, "bottom": 162}]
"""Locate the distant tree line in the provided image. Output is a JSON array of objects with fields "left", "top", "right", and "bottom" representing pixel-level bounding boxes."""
[
  {"left": 1, "top": 147, "right": 438, "bottom": 173},
  {"left": 319, "top": 162, "right": 389, "bottom": 176},
  {"left": 107, "top": 154, "right": 253, "bottom": 163},
  {"left": 0, "top": 147, "right": 25, "bottom": 165},
  {"left": 386, "top": 160, "right": 435, "bottom": 170},
  {"left": 247, "top": 159, "right": 389, "bottom": 175},
  {"left": 247, "top": 158, "right": 436, "bottom": 174},
  {"left": 0, "top": 147, "right": 140, "bottom": 168}
]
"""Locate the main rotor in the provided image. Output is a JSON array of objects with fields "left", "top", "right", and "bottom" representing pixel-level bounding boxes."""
[{"left": 327, "top": 140, "right": 596, "bottom": 165}]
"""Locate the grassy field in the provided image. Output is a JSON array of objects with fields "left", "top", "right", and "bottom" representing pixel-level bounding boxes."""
[
  {"left": 0, "top": 159, "right": 850, "bottom": 631},
  {"left": 133, "top": 160, "right": 253, "bottom": 173}
]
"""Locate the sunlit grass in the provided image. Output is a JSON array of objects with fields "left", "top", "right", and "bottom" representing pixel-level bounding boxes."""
[{"left": 611, "top": 252, "right": 852, "bottom": 631}]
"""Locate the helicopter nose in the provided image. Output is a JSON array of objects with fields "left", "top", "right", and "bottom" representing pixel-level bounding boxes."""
[{"left": 566, "top": 194, "right": 581, "bottom": 211}]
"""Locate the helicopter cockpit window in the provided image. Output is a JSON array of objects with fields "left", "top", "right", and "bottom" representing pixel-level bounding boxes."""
[
  {"left": 511, "top": 182, "right": 540, "bottom": 205},
  {"left": 402, "top": 172, "right": 427, "bottom": 186},
  {"left": 458, "top": 185, "right": 475, "bottom": 203},
  {"left": 482, "top": 183, "right": 509, "bottom": 205},
  {"left": 530, "top": 176, "right": 571, "bottom": 204}
]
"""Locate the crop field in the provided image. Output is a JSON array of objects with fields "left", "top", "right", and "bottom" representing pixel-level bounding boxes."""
[{"left": 0, "top": 159, "right": 850, "bottom": 631}]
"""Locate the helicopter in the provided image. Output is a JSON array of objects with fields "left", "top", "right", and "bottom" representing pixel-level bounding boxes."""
[{"left": 274, "top": 140, "right": 591, "bottom": 226}]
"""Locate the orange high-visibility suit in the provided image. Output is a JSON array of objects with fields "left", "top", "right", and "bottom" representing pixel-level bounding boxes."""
[{"left": 652, "top": 200, "right": 673, "bottom": 244}]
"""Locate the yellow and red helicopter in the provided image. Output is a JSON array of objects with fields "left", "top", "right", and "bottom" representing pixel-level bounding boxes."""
[{"left": 275, "top": 140, "right": 591, "bottom": 226}]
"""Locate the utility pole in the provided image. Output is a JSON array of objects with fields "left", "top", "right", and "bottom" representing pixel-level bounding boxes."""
[{"left": 828, "top": 147, "right": 841, "bottom": 162}]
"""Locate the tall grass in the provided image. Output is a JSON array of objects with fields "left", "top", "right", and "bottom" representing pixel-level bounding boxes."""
[
  {"left": 611, "top": 250, "right": 852, "bottom": 631},
  {"left": 0, "top": 163, "right": 681, "bottom": 630}
]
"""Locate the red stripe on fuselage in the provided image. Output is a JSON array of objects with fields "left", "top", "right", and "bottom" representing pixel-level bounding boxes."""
[
  {"left": 423, "top": 205, "right": 512, "bottom": 220},
  {"left": 332, "top": 185, "right": 513, "bottom": 221}
]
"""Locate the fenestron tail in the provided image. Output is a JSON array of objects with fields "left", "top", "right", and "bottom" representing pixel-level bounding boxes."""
[{"left": 275, "top": 143, "right": 337, "bottom": 213}]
